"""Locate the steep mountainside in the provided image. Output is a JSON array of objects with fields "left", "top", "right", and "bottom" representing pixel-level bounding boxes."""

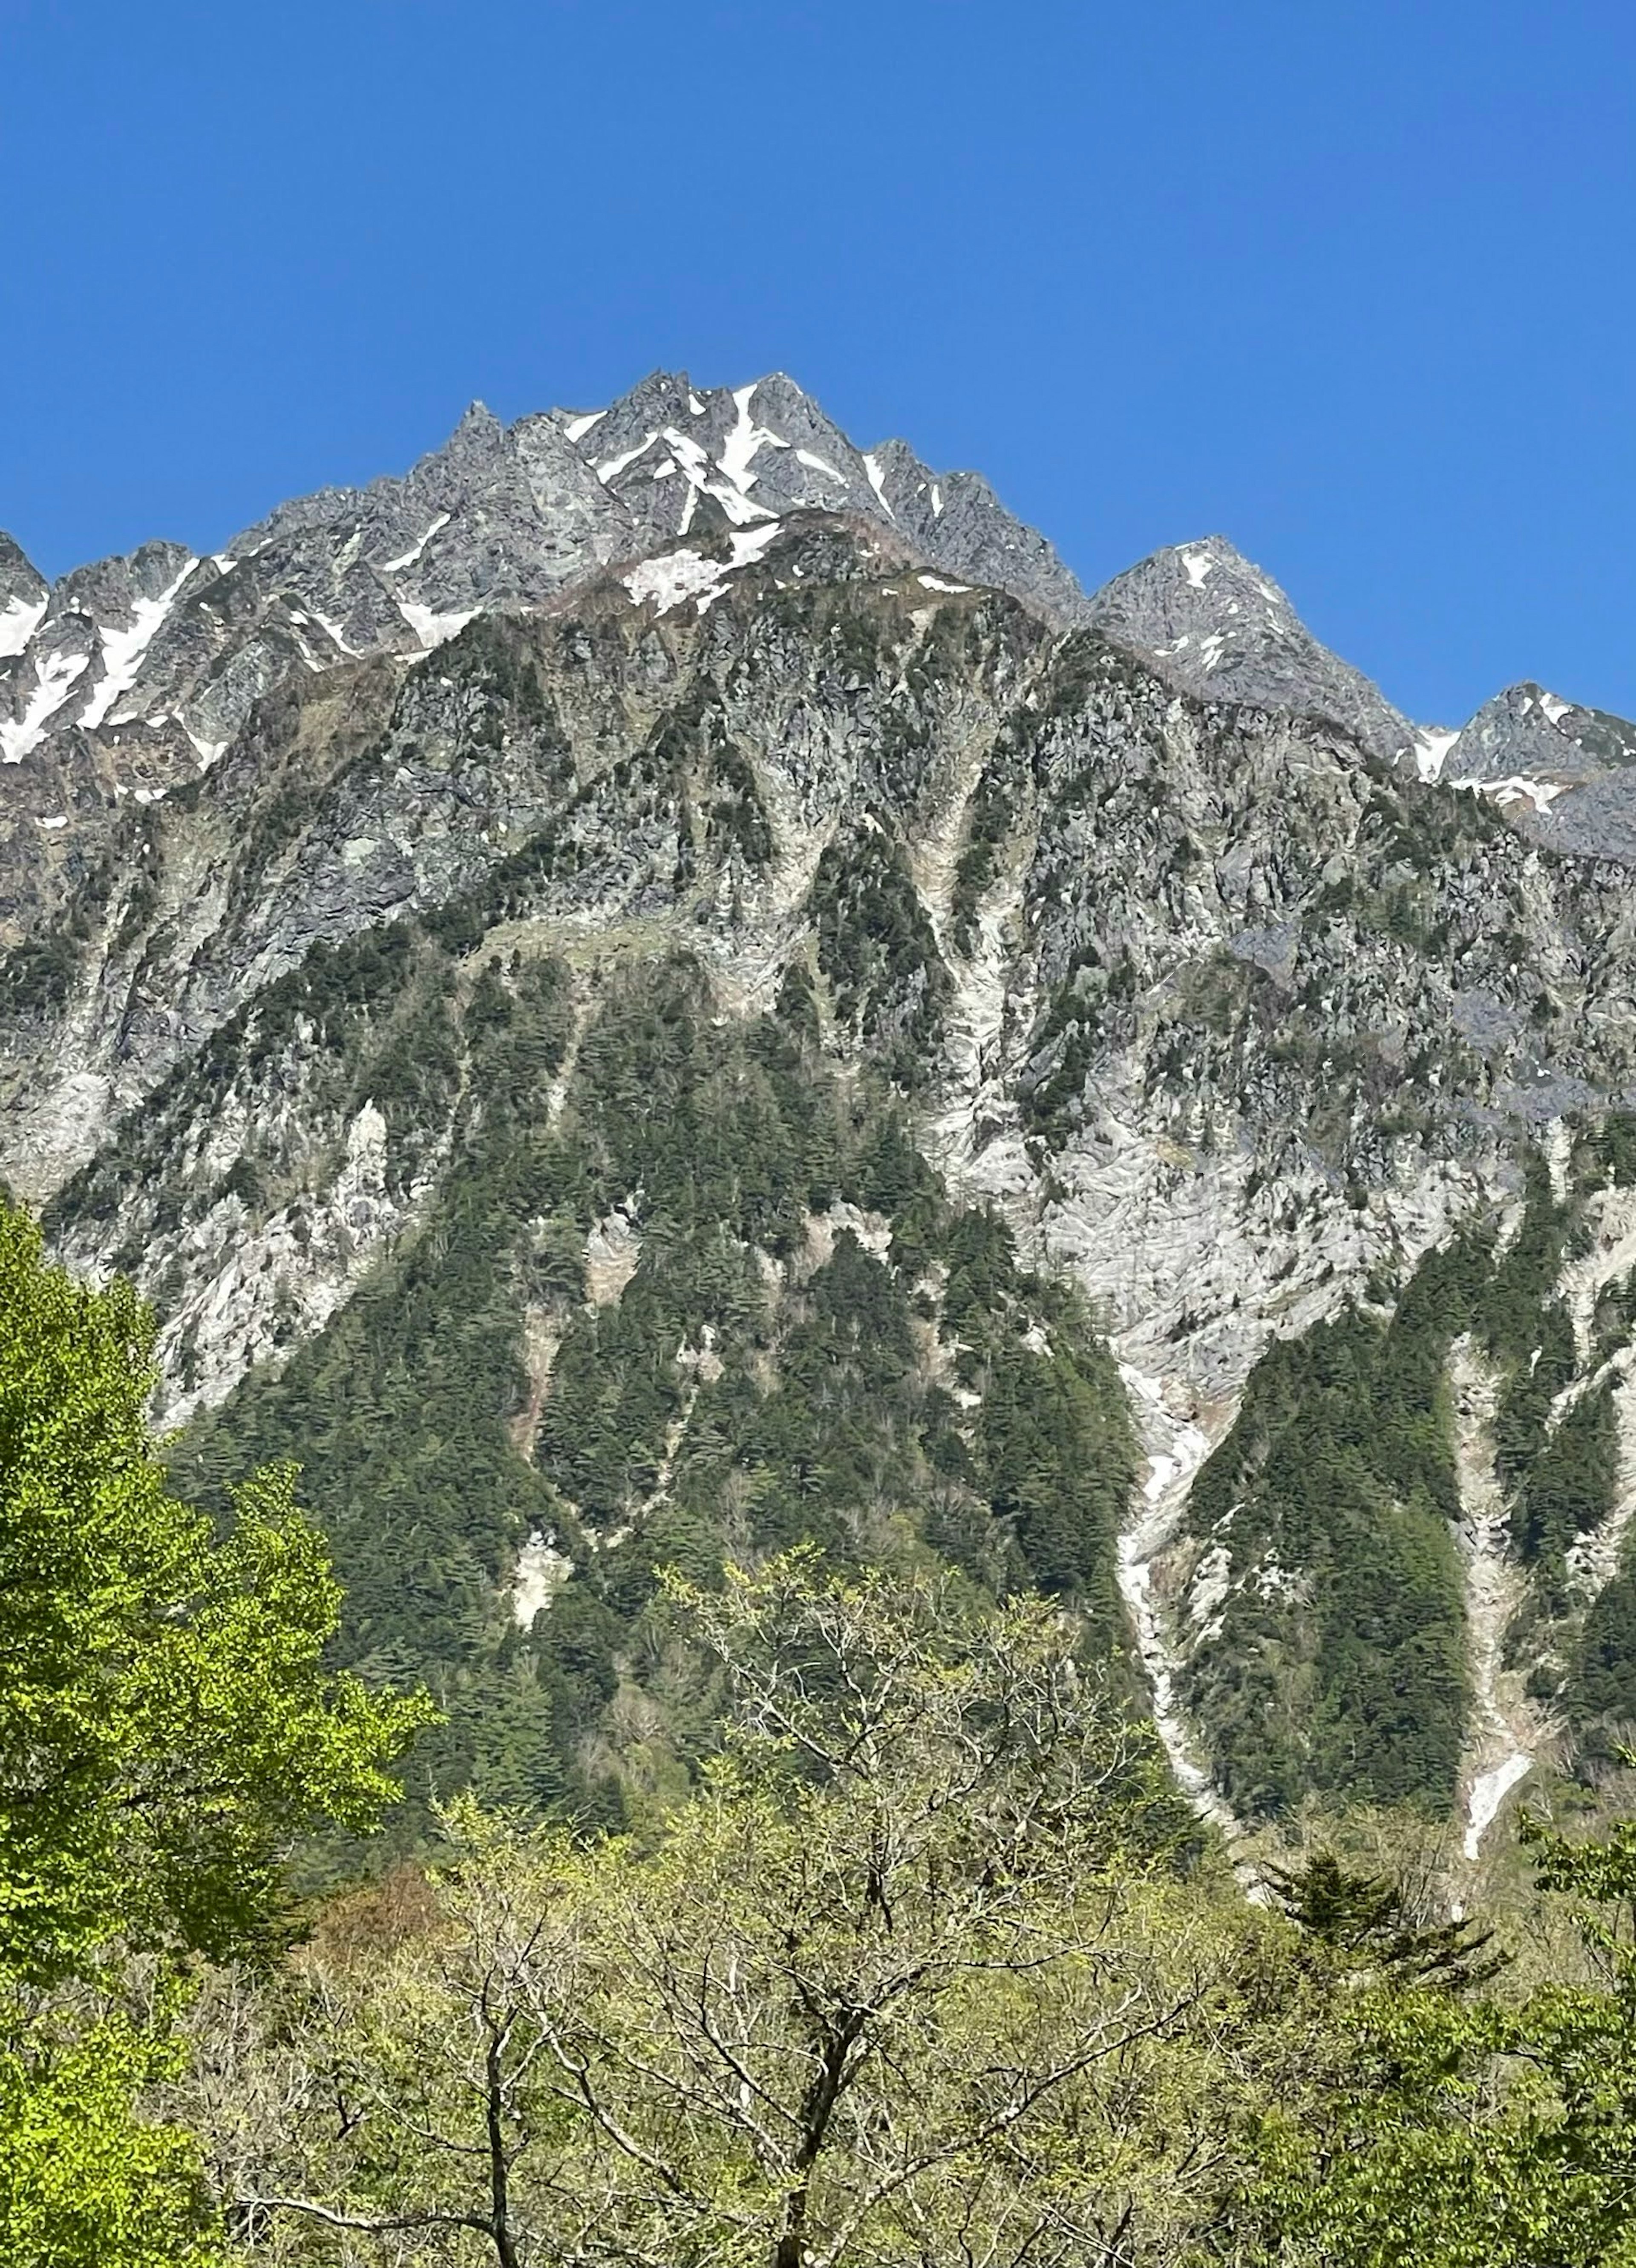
[{"left": 8, "top": 370, "right": 1636, "bottom": 1851}]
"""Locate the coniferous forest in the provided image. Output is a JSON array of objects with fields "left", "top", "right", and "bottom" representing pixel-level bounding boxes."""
[{"left": 9, "top": 1155, "right": 1636, "bottom": 2265}]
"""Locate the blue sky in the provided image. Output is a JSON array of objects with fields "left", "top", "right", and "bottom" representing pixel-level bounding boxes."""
[{"left": 1, "top": 0, "right": 1632, "bottom": 726}]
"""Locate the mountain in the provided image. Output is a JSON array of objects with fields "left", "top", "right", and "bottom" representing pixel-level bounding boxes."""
[{"left": 6, "top": 368, "right": 1636, "bottom": 1854}]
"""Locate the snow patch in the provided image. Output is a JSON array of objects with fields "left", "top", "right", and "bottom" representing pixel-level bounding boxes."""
[
  {"left": 78, "top": 559, "right": 198, "bottom": 733},
  {"left": 1180, "top": 548, "right": 1215, "bottom": 589},
  {"left": 0, "top": 647, "right": 90, "bottom": 763},
  {"left": 310, "top": 610, "right": 355, "bottom": 655},
  {"left": 861, "top": 452, "right": 895, "bottom": 521},
  {"left": 379, "top": 513, "right": 451, "bottom": 573},
  {"left": 397, "top": 600, "right": 477, "bottom": 651},
  {"left": 1464, "top": 1753, "right": 1532, "bottom": 1863},
  {"left": 795, "top": 448, "right": 847, "bottom": 482},
  {"left": 562, "top": 409, "right": 606, "bottom": 443},
  {"left": 0, "top": 592, "right": 46, "bottom": 661},
  {"left": 916, "top": 574, "right": 971, "bottom": 594},
  {"left": 184, "top": 727, "right": 229, "bottom": 770},
  {"left": 1453, "top": 773, "right": 1569, "bottom": 814},
  {"left": 596, "top": 432, "right": 660, "bottom": 483},
  {"left": 717, "top": 381, "right": 789, "bottom": 496},
  {"left": 1415, "top": 727, "right": 1461, "bottom": 782},
  {"left": 620, "top": 524, "right": 781, "bottom": 617},
  {"left": 1538, "top": 691, "right": 1573, "bottom": 727},
  {"left": 36, "top": 813, "right": 67, "bottom": 830},
  {"left": 513, "top": 1532, "right": 573, "bottom": 1627}
]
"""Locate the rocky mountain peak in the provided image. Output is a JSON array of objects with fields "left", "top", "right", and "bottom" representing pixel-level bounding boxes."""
[
  {"left": 0, "top": 535, "right": 49, "bottom": 661},
  {"left": 1084, "top": 533, "right": 1417, "bottom": 766}
]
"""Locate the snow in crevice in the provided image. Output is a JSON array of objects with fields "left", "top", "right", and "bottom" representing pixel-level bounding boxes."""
[
  {"left": 0, "top": 592, "right": 46, "bottom": 661},
  {"left": 396, "top": 600, "right": 477, "bottom": 651},
  {"left": 1451, "top": 772, "right": 1569, "bottom": 814},
  {"left": 1, "top": 647, "right": 90, "bottom": 763},
  {"left": 717, "top": 381, "right": 789, "bottom": 498},
  {"left": 620, "top": 524, "right": 781, "bottom": 617},
  {"left": 1180, "top": 547, "right": 1215, "bottom": 589},
  {"left": 1538, "top": 690, "right": 1573, "bottom": 727},
  {"left": 1448, "top": 1338, "right": 1545, "bottom": 1863},
  {"left": 596, "top": 432, "right": 661, "bottom": 483},
  {"left": 78, "top": 559, "right": 199, "bottom": 733},
  {"left": 861, "top": 452, "right": 895, "bottom": 521},
  {"left": 310, "top": 609, "right": 356, "bottom": 656},
  {"left": 917, "top": 574, "right": 971, "bottom": 594},
  {"left": 795, "top": 448, "right": 847, "bottom": 483},
  {"left": 184, "top": 725, "right": 230, "bottom": 771},
  {"left": 658, "top": 424, "right": 776, "bottom": 530},
  {"left": 562, "top": 409, "right": 606, "bottom": 444},
  {"left": 512, "top": 1532, "right": 573, "bottom": 1627},
  {"left": 1415, "top": 727, "right": 1461, "bottom": 782},
  {"left": 379, "top": 512, "right": 451, "bottom": 573},
  {"left": 1115, "top": 1364, "right": 1238, "bottom": 1835}
]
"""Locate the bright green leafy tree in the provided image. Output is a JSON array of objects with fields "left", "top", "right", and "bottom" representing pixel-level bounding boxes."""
[{"left": 0, "top": 1200, "right": 432, "bottom": 2264}]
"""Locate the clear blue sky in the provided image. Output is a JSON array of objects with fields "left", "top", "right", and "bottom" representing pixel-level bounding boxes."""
[{"left": 2, "top": 0, "right": 1632, "bottom": 727}]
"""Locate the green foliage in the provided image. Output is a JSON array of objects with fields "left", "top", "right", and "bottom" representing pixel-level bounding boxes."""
[
  {"left": 1253, "top": 1799, "right": 1636, "bottom": 2266},
  {"left": 175, "top": 952, "right": 1136, "bottom": 1834},
  {"left": 1264, "top": 1850, "right": 1504, "bottom": 1991},
  {"left": 1183, "top": 1243, "right": 1478, "bottom": 1817},
  {"left": 948, "top": 748, "right": 1014, "bottom": 955},
  {"left": 0, "top": 1202, "right": 429, "bottom": 2262},
  {"left": 0, "top": 1994, "right": 222, "bottom": 2268},
  {"left": 809, "top": 820, "right": 950, "bottom": 1085},
  {"left": 0, "top": 1204, "right": 428, "bottom": 1982},
  {"left": 173, "top": 957, "right": 582, "bottom": 1831}
]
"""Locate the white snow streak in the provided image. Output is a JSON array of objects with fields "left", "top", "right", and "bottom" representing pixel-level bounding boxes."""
[
  {"left": 916, "top": 573, "right": 971, "bottom": 594},
  {"left": 795, "top": 449, "right": 847, "bottom": 482},
  {"left": 562, "top": 409, "right": 606, "bottom": 443},
  {"left": 1538, "top": 690, "right": 1573, "bottom": 726},
  {"left": 379, "top": 513, "right": 451, "bottom": 573},
  {"left": 1415, "top": 727, "right": 1461, "bottom": 782},
  {"left": 930, "top": 482, "right": 943, "bottom": 515},
  {"left": 658, "top": 423, "right": 775, "bottom": 529},
  {"left": 596, "top": 432, "right": 660, "bottom": 483},
  {"left": 78, "top": 560, "right": 199, "bottom": 733},
  {"left": 1453, "top": 772, "right": 1569, "bottom": 814},
  {"left": 861, "top": 452, "right": 895, "bottom": 521},
  {"left": 1115, "top": 1365, "right": 1235, "bottom": 1835},
  {"left": 0, "top": 648, "right": 89, "bottom": 764},
  {"left": 310, "top": 610, "right": 356, "bottom": 656},
  {"left": 1464, "top": 1754, "right": 1532, "bottom": 1863},
  {"left": 718, "top": 382, "right": 789, "bottom": 496},
  {"left": 621, "top": 525, "right": 782, "bottom": 617},
  {"left": 36, "top": 813, "right": 67, "bottom": 830},
  {"left": 0, "top": 593, "right": 46, "bottom": 660},
  {"left": 184, "top": 727, "right": 229, "bottom": 770},
  {"left": 397, "top": 600, "right": 477, "bottom": 651}
]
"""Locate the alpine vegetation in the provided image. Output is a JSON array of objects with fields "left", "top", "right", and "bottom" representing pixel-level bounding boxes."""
[{"left": 6, "top": 372, "right": 1636, "bottom": 2262}]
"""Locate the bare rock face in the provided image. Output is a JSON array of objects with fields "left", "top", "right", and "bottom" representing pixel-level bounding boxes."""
[
  {"left": 1083, "top": 534, "right": 1418, "bottom": 768},
  {"left": 10, "top": 368, "right": 1636, "bottom": 1834}
]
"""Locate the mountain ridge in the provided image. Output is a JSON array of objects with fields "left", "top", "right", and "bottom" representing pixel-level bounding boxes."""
[{"left": 7, "top": 367, "right": 1636, "bottom": 1855}]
